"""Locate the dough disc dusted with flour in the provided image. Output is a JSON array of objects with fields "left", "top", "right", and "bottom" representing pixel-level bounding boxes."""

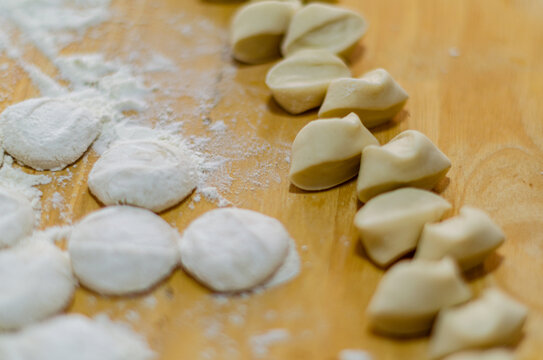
[
  {"left": 0, "top": 314, "right": 154, "bottom": 360},
  {"left": 0, "top": 241, "right": 76, "bottom": 330},
  {"left": 179, "top": 208, "right": 291, "bottom": 292},
  {"left": 88, "top": 140, "right": 197, "bottom": 213},
  {"left": 0, "top": 97, "right": 100, "bottom": 171},
  {"left": 68, "top": 206, "right": 180, "bottom": 295},
  {"left": 0, "top": 187, "right": 34, "bottom": 248}
]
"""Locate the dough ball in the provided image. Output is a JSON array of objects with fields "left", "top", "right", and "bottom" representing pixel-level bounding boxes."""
[
  {"left": 0, "top": 97, "right": 100, "bottom": 171},
  {"left": 179, "top": 208, "right": 291, "bottom": 292},
  {"left": 442, "top": 349, "right": 514, "bottom": 360},
  {"left": 88, "top": 140, "right": 197, "bottom": 213},
  {"left": 68, "top": 206, "right": 180, "bottom": 295},
  {"left": 0, "top": 187, "right": 34, "bottom": 248},
  {"left": 0, "top": 314, "right": 154, "bottom": 360},
  {"left": 0, "top": 241, "right": 76, "bottom": 330}
]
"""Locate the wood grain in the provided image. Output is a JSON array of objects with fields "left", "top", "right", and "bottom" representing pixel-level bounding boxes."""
[{"left": 1, "top": 0, "right": 543, "bottom": 359}]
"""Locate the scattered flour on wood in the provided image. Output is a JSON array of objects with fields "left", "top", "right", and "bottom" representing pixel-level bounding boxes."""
[
  {"left": 338, "top": 349, "right": 374, "bottom": 360},
  {"left": 249, "top": 329, "right": 290, "bottom": 358}
]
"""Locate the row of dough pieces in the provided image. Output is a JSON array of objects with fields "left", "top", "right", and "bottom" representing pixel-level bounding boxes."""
[{"left": 230, "top": 1, "right": 529, "bottom": 359}]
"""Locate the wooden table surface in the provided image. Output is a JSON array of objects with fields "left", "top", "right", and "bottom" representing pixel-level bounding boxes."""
[{"left": 2, "top": 0, "right": 543, "bottom": 359}]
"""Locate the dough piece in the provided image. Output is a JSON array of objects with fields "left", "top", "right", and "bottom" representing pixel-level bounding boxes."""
[
  {"left": 88, "top": 140, "right": 197, "bottom": 213},
  {"left": 0, "top": 187, "right": 34, "bottom": 248},
  {"left": 318, "top": 69, "right": 409, "bottom": 128},
  {"left": 0, "top": 97, "right": 100, "bottom": 171},
  {"left": 415, "top": 206, "right": 505, "bottom": 271},
  {"left": 68, "top": 206, "right": 180, "bottom": 295},
  {"left": 0, "top": 314, "right": 155, "bottom": 360},
  {"left": 354, "top": 188, "right": 451, "bottom": 267},
  {"left": 0, "top": 241, "right": 75, "bottom": 330},
  {"left": 281, "top": 3, "right": 367, "bottom": 57},
  {"left": 367, "top": 258, "right": 471, "bottom": 336},
  {"left": 265, "top": 49, "right": 350, "bottom": 114},
  {"left": 230, "top": 1, "right": 300, "bottom": 64},
  {"left": 429, "top": 289, "right": 528, "bottom": 359},
  {"left": 442, "top": 349, "right": 514, "bottom": 360},
  {"left": 357, "top": 130, "right": 451, "bottom": 203},
  {"left": 289, "top": 113, "right": 378, "bottom": 191},
  {"left": 179, "top": 208, "right": 291, "bottom": 292}
]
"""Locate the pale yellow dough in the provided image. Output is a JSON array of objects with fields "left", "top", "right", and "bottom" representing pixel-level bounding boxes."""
[
  {"left": 367, "top": 258, "right": 471, "bottom": 337},
  {"left": 318, "top": 68, "right": 409, "bottom": 128},
  {"left": 265, "top": 49, "right": 350, "bottom": 114},
  {"left": 415, "top": 206, "right": 505, "bottom": 271},
  {"left": 289, "top": 113, "right": 378, "bottom": 191},
  {"left": 443, "top": 349, "right": 515, "bottom": 360},
  {"left": 354, "top": 188, "right": 451, "bottom": 267},
  {"left": 357, "top": 130, "right": 451, "bottom": 203}
]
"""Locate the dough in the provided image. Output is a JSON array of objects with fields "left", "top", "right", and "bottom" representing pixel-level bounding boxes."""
[
  {"left": 367, "top": 258, "right": 471, "bottom": 336},
  {"left": 0, "top": 97, "right": 100, "bottom": 171},
  {"left": 415, "top": 206, "right": 505, "bottom": 270},
  {"left": 0, "top": 241, "right": 75, "bottom": 330},
  {"left": 442, "top": 349, "right": 514, "bottom": 360},
  {"left": 289, "top": 113, "right": 378, "bottom": 191},
  {"left": 357, "top": 130, "right": 451, "bottom": 203},
  {"left": 429, "top": 289, "right": 528, "bottom": 359},
  {"left": 354, "top": 188, "right": 451, "bottom": 267},
  {"left": 68, "top": 206, "right": 180, "bottom": 295},
  {"left": 230, "top": 0, "right": 300, "bottom": 64},
  {"left": 318, "top": 69, "right": 409, "bottom": 128},
  {"left": 88, "top": 140, "right": 197, "bottom": 213},
  {"left": 179, "top": 208, "right": 291, "bottom": 292},
  {"left": 281, "top": 3, "right": 367, "bottom": 57},
  {"left": 265, "top": 49, "right": 351, "bottom": 114},
  {"left": 0, "top": 186, "right": 34, "bottom": 248},
  {"left": 0, "top": 314, "right": 155, "bottom": 360}
]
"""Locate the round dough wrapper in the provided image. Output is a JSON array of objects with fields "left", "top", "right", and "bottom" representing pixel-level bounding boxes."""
[
  {"left": 68, "top": 206, "right": 180, "bottom": 295},
  {"left": 88, "top": 140, "right": 197, "bottom": 213},
  {"left": 0, "top": 97, "right": 100, "bottom": 171},
  {"left": 179, "top": 208, "right": 291, "bottom": 292},
  {"left": 0, "top": 241, "right": 76, "bottom": 330},
  {"left": 0, "top": 187, "right": 34, "bottom": 248}
]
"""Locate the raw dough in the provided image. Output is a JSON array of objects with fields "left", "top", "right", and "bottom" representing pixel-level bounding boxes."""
[
  {"left": 0, "top": 241, "right": 75, "bottom": 330},
  {"left": 0, "top": 186, "right": 34, "bottom": 248},
  {"left": 367, "top": 258, "right": 471, "bottom": 336},
  {"left": 265, "top": 49, "right": 351, "bottom": 114},
  {"left": 318, "top": 68, "right": 409, "bottom": 128},
  {"left": 68, "top": 206, "right": 180, "bottom": 295},
  {"left": 0, "top": 97, "right": 100, "bottom": 171},
  {"left": 429, "top": 289, "right": 527, "bottom": 359},
  {"left": 415, "top": 206, "right": 505, "bottom": 270},
  {"left": 260, "top": 237, "right": 301, "bottom": 289},
  {"left": 0, "top": 314, "right": 155, "bottom": 360},
  {"left": 281, "top": 3, "right": 367, "bottom": 57},
  {"left": 179, "top": 208, "right": 291, "bottom": 292},
  {"left": 442, "top": 349, "right": 514, "bottom": 360},
  {"left": 354, "top": 188, "right": 451, "bottom": 267},
  {"left": 230, "top": 0, "right": 300, "bottom": 64},
  {"left": 289, "top": 113, "right": 378, "bottom": 191},
  {"left": 357, "top": 130, "right": 451, "bottom": 203},
  {"left": 88, "top": 140, "right": 197, "bottom": 213}
]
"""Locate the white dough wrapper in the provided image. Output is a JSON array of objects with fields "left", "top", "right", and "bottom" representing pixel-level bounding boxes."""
[
  {"left": 0, "top": 186, "right": 34, "bottom": 248},
  {"left": 0, "top": 97, "right": 100, "bottom": 171},
  {"left": 88, "top": 140, "right": 197, "bottom": 213},
  {"left": 68, "top": 206, "right": 180, "bottom": 296},
  {"left": 0, "top": 314, "right": 155, "bottom": 360},
  {"left": 179, "top": 208, "right": 292, "bottom": 292},
  {"left": 0, "top": 241, "right": 76, "bottom": 330}
]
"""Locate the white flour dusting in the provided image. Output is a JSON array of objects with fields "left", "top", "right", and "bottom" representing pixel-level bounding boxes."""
[
  {"left": 249, "top": 329, "right": 290, "bottom": 358},
  {"left": 338, "top": 349, "right": 373, "bottom": 360}
]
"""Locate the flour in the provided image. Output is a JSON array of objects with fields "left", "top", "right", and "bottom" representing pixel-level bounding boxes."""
[
  {"left": 249, "top": 329, "right": 290, "bottom": 358},
  {"left": 338, "top": 349, "right": 373, "bottom": 360}
]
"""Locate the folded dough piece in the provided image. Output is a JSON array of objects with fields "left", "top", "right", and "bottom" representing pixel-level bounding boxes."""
[
  {"left": 230, "top": 1, "right": 300, "bottom": 64},
  {"left": 354, "top": 188, "right": 451, "bottom": 267},
  {"left": 318, "top": 69, "right": 409, "bottom": 128},
  {"left": 415, "top": 206, "right": 505, "bottom": 271},
  {"left": 357, "top": 130, "right": 451, "bottom": 203},
  {"left": 0, "top": 187, "right": 34, "bottom": 248},
  {"left": 367, "top": 258, "right": 471, "bottom": 337},
  {"left": 265, "top": 49, "right": 350, "bottom": 114},
  {"left": 442, "top": 349, "right": 515, "bottom": 360},
  {"left": 289, "top": 113, "right": 378, "bottom": 191},
  {"left": 281, "top": 3, "right": 367, "bottom": 57},
  {"left": 429, "top": 289, "right": 528, "bottom": 359}
]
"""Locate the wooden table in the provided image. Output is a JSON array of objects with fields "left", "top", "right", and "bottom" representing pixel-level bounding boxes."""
[{"left": 2, "top": 0, "right": 543, "bottom": 359}]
